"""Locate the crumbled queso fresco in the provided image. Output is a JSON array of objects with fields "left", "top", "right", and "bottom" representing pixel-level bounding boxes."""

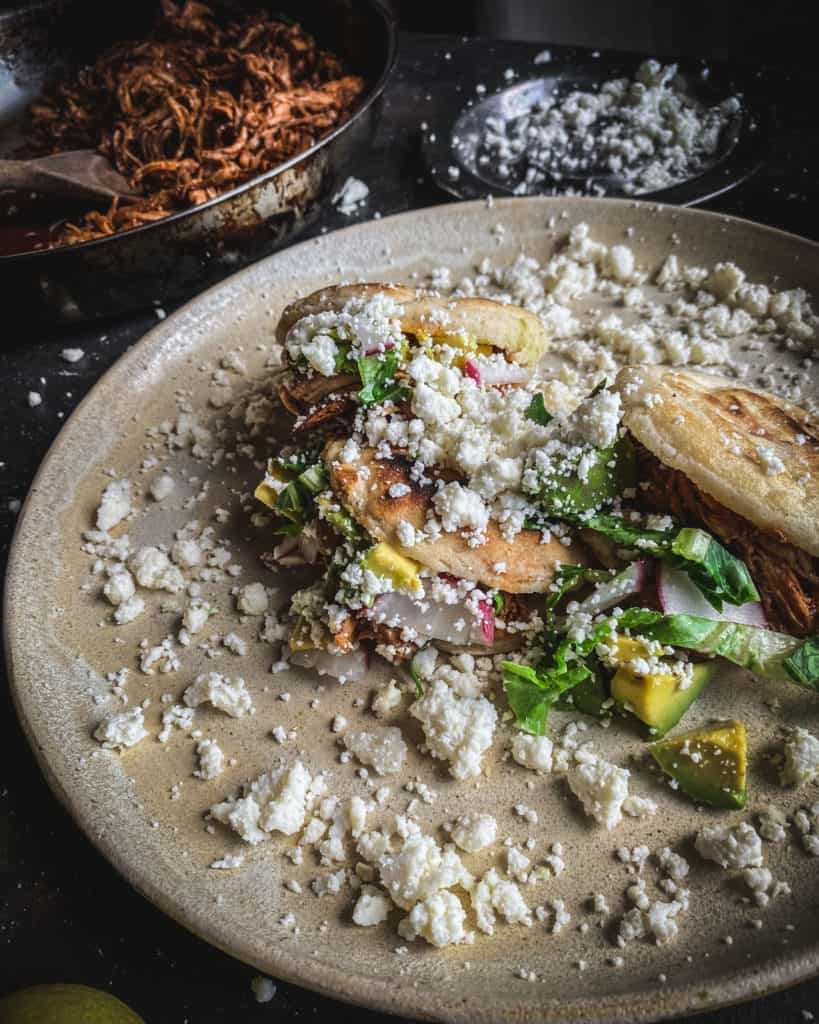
[
  {"left": 77, "top": 222, "right": 819, "bottom": 970},
  {"left": 469, "top": 60, "right": 741, "bottom": 198}
]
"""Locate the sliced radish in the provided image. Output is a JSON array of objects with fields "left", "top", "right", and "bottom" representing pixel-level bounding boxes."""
[
  {"left": 271, "top": 536, "right": 307, "bottom": 567},
  {"left": 472, "top": 354, "right": 529, "bottom": 386},
  {"left": 464, "top": 359, "right": 482, "bottom": 385},
  {"left": 657, "top": 563, "right": 768, "bottom": 628},
  {"left": 363, "top": 340, "right": 396, "bottom": 356},
  {"left": 571, "top": 561, "right": 649, "bottom": 616},
  {"left": 476, "top": 597, "right": 495, "bottom": 644},
  {"left": 290, "top": 647, "right": 369, "bottom": 682},
  {"left": 369, "top": 590, "right": 491, "bottom": 646}
]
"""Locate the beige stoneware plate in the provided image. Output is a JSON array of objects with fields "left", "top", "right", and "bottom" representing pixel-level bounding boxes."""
[{"left": 6, "top": 197, "right": 819, "bottom": 1024}]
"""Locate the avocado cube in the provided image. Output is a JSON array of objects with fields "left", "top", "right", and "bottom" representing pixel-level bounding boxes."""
[
  {"left": 651, "top": 720, "right": 747, "bottom": 810},
  {"left": 611, "top": 656, "right": 715, "bottom": 737},
  {"left": 363, "top": 542, "right": 422, "bottom": 593}
]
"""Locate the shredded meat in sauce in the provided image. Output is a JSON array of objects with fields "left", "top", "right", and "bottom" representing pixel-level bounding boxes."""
[
  {"left": 635, "top": 442, "right": 819, "bottom": 636},
  {"left": 27, "top": 0, "right": 364, "bottom": 245}
]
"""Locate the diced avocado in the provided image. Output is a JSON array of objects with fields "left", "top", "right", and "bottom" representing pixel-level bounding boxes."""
[
  {"left": 316, "top": 494, "right": 363, "bottom": 541},
  {"left": 254, "top": 459, "right": 291, "bottom": 510},
  {"left": 610, "top": 638, "right": 715, "bottom": 736},
  {"left": 651, "top": 720, "right": 747, "bottom": 809},
  {"left": 554, "top": 670, "right": 609, "bottom": 716},
  {"left": 254, "top": 480, "right": 278, "bottom": 509},
  {"left": 363, "top": 542, "right": 422, "bottom": 593},
  {"left": 535, "top": 436, "right": 636, "bottom": 516}
]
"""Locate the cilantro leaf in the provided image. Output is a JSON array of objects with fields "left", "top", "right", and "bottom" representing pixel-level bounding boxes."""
[
  {"left": 492, "top": 592, "right": 504, "bottom": 613},
  {"left": 356, "top": 353, "right": 408, "bottom": 406},
  {"left": 525, "top": 392, "right": 553, "bottom": 425}
]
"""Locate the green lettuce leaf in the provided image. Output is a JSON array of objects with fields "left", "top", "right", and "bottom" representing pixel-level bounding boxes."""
[
  {"left": 578, "top": 515, "right": 758, "bottom": 611},
  {"left": 641, "top": 614, "right": 819, "bottom": 690},
  {"left": 356, "top": 353, "right": 408, "bottom": 405},
  {"left": 784, "top": 637, "right": 819, "bottom": 688},
  {"left": 578, "top": 512, "right": 674, "bottom": 551},
  {"left": 669, "top": 528, "right": 759, "bottom": 610},
  {"left": 274, "top": 461, "right": 329, "bottom": 534},
  {"left": 503, "top": 606, "right": 662, "bottom": 733},
  {"left": 525, "top": 392, "right": 553, "bottom": 425}
]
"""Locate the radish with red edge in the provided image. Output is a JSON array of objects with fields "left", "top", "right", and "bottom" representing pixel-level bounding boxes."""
[
  {"left": 476, "top": 597, "right": 495, "bottom": 644},
  {"left": 363, "top": 340, "right": 395, "bottom": 356},
  {"left": 464, "top": 359, "right": 481, "bottom": 385},
  {"left": 657, "top": 563, "right": 768, "bottom": 628}
]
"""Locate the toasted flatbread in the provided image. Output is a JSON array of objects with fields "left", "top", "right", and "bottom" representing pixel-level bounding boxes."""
[
  {"left": 277, "top": 284, "right": 549, "bottom": 367},
  {"left": 324, "top": 440, "right": 586, "bottom": 593},
  {"left": 615, "top": 365, "right": 819, "bottom": 557}
]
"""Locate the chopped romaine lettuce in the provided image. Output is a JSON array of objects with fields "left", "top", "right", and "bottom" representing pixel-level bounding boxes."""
[
  {"left": 356, "top": 352, "right": 408, "bottom": 406},
  {"left": 641, "top": 615, "right": 819, "bottom": 690},
  {"left": 784, "top": 637, "right": 819, "bottom": 688},
  {"left": 503, "top": 607, "right": 661, "bottom": 733},
  {"left": 255, "top": 454, "right": 329, "bottom": 535},
  {"left": 577, "top": 515, "right": 758, "bottom": 612},
  {"left": 578, "top": 512, "right": 674, "bottom": 551},
  {"left": 669, "top": 528, "right": 759, "bottom": 610}
]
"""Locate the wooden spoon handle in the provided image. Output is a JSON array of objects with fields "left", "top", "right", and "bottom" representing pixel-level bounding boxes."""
[{"left": 0, "top": 159, "right": 44, "bottom": 191}]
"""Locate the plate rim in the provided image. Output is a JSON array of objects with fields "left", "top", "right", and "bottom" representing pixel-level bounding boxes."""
[{"left": 5, "top": 194, "right": 819, "bottom": 1024}]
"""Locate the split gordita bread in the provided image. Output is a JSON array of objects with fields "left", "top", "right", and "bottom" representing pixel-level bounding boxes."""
[
  {"left": 615, "top": 365, "right": 819, "bottom": 634},
  {"left": 277, "top": 283, "right": 551, "bottom": 365}
]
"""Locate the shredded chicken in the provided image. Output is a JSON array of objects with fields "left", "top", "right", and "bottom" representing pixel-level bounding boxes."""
[
  {"left": 279, "top": 371, "right": 359, "bottom": 416},
  {"left": 635, "top": 442, "right": 819, "bottom": 635},
  {"left": 27, "top": 0, "right": 364, "bottom": 245}
]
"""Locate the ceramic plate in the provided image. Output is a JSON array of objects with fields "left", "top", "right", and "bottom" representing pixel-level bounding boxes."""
[{"left": 6, "top": 197, "right": 819, "bottom": 1024}]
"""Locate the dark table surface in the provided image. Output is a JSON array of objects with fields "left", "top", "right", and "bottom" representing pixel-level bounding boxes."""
[{"left": 2, "top": 29, "right": 818, "bottom": 1024}]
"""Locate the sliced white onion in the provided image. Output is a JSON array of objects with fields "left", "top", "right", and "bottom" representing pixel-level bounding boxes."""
[
  {"left": 571, "top": 561, "right": 649, "bottom": 616},
  {"left": 370, "top": 590, "right": 493, "bottom": 647},
  {"left": 657, "top": 563, "right": 768, "bottom": 628},
  {"left": 472, "top": 355, "right": 529, "bottom": 386},
  {"left": 289, "top": 647, "right": 369, "bottom": 682},
  {"left": 271, "top": 536, "right": 307, "bottom": 567}
]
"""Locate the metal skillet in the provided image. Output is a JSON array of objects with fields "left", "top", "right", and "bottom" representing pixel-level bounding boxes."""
[{"left": 0, "top": 0, "right": 396, "bottom": 327}]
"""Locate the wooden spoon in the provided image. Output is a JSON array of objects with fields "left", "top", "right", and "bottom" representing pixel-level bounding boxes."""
[{"left": 0, "top": 150, "right": 136, "bottom": 202}]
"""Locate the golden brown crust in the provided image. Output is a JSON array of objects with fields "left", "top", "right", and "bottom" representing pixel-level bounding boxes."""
[
  {"left": 615, "top": 365, "right": 819, "bottom": 557},
  {"left": 276, "top": 284, "right": 550, "bottom": 366},
  {"left": 323, "top": 440, "right": 587, "bottom": 593}
]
